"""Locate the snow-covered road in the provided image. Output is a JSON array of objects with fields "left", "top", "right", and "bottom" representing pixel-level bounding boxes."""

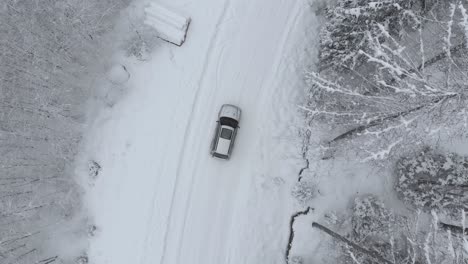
[{"left": 84, "top": 0, "right": 318, "bottom": 263}]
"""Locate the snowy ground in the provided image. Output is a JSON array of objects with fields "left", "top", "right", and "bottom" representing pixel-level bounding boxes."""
[{"left": 80, "top": 0, "right": 320, "bottom": 263}]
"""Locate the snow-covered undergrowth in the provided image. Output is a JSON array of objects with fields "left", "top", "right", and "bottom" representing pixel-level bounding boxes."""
[
  {"left": 0, "top": 0, "right": 157, "bottom": 262},
  {"left": 307, "top": 0, "right": 468, "bottom": 161}
]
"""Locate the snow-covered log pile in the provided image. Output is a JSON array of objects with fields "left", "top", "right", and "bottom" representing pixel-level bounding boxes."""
[{"left": 144, "top": 2, "right": 191, "bottom": 46}]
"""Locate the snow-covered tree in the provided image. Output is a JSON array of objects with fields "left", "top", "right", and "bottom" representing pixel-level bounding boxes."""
[
  {"left": 352, "top": 195, "right": 393, "bottom": 241},
  {"left": 0, "top": 0, "right": 130, "bottom": 263},
  {"left": 346, "top": 195, "right": 409, "bottom": 264},
  {"left": 317, "top": 196, "right": 468, "bottom": 264},
  {"left": 395, "top": 148, "right": 468, "bottom": 212},
  {"left": 306, "top": 0, "right": 468, "bottom": 161},
  {"left": 320, "top": 0, "right": 417, "bottom": 71}
]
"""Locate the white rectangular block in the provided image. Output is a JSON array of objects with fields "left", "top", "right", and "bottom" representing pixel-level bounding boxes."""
[{"left": 144, "top": 2, "right": 191, "bottom": 46}]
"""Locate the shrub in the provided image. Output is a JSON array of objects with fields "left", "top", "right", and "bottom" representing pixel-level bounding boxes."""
[
  {"left": 291, "top": 180, "right": 317, "bottom": 205},
  {"left": 395, "top": 148, "right": 468, "bottom": 212}
]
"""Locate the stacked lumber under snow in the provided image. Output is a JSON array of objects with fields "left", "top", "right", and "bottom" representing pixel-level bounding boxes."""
[{"left": 144, "top": 2, "right": 191, "bottom": 46}]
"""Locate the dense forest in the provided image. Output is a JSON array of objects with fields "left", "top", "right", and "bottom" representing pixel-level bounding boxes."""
[
  {"left": 0, "top": 1, "right": 131, "bottom": 263},
  {"left": 302, "top": 0, "right": 468, "bottom": 263}
]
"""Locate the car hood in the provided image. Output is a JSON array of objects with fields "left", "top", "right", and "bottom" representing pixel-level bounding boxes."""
[{"left": 219, "top": 104, "right": 241, "bottom": 121}]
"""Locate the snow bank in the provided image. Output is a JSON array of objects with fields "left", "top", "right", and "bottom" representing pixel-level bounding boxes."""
[{"left": 106, "top": 64, "right": 130, "bottom": 84}]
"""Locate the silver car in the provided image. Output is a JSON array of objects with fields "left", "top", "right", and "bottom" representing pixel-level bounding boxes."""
[{"left": 210, "top": 104, "right": 241, "bottom": 159}]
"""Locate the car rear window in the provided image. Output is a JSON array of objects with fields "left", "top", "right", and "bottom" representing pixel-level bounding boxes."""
[{"left": 220, "top": 128, "right": 232, "bottom": 139}]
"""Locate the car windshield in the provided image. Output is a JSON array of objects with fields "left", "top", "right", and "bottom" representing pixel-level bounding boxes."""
[{"left": 220, "top": 128, "right": 232, "bottom": 140}]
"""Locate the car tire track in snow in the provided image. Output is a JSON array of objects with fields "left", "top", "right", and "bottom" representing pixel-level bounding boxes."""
[
  {"left": 157, "top": 0, "right": 232, "bottom": 263},
  {"left": 113, "top": 2, "right": 237, "bottom": 264},
  {"left": 86, "top": 0, "right": 319, "bottom": 263},
  {"left": 164, "top": 0, "right": 308, "bottom": 263},
  {"left": 221, "top": 1, "right": 312, "bottom": 263},
  {"left": 222, "top": 2, "right": 305, "bottom": 262}
]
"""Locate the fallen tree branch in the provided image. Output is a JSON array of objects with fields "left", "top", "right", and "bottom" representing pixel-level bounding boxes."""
[
  {"left": 416, "top": 42, "right": 465, "bottom": 72},
  {"left": 439, "top": 221, "right": 468, "bottom": 236},
  {"left": 324, "top": 42, "right": 464, "bottom": 147},
  {"left": 328, "top": 93, "right": 456, "bottom": 145},
  {"left": 312, "top": 222, "right": 394, "bottom": 264},
  {"left": 37, "top": 256, "right": 58, "bottom": 264}
]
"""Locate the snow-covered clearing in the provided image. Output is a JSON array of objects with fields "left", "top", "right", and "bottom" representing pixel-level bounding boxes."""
[{"left": 80, "top": 0, "right": 319, "bottom": 263}]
